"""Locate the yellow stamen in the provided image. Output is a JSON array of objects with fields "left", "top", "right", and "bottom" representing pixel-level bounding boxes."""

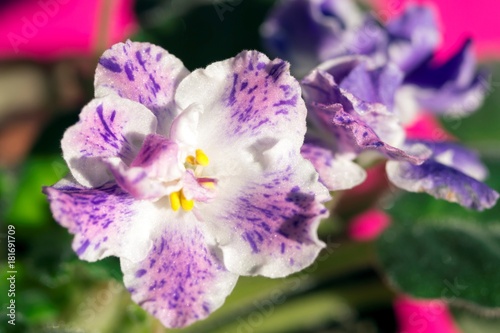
[
  {"left": 201, "top": 181, "right": 215, "bottom": 189},
  {"left": 180, "top": 191, "right": 194, "bottom": 211},
  {"left": 185, "top": 155, "right": 196, "bottom": 165},
  {"left": 169, "top": 191, "right": 181, "bottom": 211},
  {"left": 195, "top": 149, "right": 209, "bottom": 166}
]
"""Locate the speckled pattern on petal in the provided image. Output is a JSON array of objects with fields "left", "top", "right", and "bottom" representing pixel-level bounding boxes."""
[
  {"left": 95, "top": 40, "right": 189, "bottom": 134},
  {"left": 62, "top": 96, "right": 157, "bottom": 187},
  {"left": 121, "top": 221, "right": 238, "bottom": 328},
  {"left": 44, "top": 179, "right": 158, "bottom": 263},
  {"left": 387, "top": 160, "right": 499, "bottom": 210}
]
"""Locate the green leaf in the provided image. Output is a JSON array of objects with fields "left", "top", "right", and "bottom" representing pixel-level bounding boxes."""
[
  {"left": 5, "top": 155, "right": 68, "bottom": 226},
  {"left": 378, "top": 221, "right": 500, "bottom": 309},
  {"left": 454, "top": 308, "right": 500, "bottom": 333},
  {"left": 377, "top": 159, "right": 500, "bottom": 312}
]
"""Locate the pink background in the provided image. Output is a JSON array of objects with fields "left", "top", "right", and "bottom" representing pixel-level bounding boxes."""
[
  {"left": 0, "top": 0, "right": 137, "bottom": 60},
  {"left": 371, "top": 0, "right": 500, "bottom": 60}
]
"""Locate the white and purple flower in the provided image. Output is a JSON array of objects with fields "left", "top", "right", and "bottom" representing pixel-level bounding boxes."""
[{"left": 44, "top": 41, "right": 330, "bottom": 327}]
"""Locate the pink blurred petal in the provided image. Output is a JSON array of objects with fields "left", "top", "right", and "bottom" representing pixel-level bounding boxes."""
[
  {"left": 371, "top": 0, "right": 500, "bottom": 60},
  {"left": 394, "top": 295, "right": 462, "bottom": 333},
  {"left": 348, "top": 209, "right": 391, "bottom": 241},
  {"left": 0, "top": 0, "right": 137, "bottom": 60},
  {"left": 404, "top": 113, "right": 455, "bottom": 141}
]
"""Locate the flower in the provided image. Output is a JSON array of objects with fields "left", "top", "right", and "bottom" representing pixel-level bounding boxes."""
[
  {"left": 261, "top": 0, "right": 387, "bottom": 77},
  {"left": 386, "top": 140, "right": 499, "bottom": 210},
  {"left": 386, "top": 5, "right": 489, "bottom": 118},
  {"left": 261, "top": 0, "right": 498, "bottom": 210},
  {"left": 44, "top": 41, "right": 330, "bottom": 327},
  {"left": 262, "top": 0, "right": 488, "bottom": 119},
  {"left": 300, "top": 56, "right": 498, "bottom": 210}
]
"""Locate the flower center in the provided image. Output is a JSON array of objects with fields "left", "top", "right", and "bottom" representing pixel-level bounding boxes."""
[
  {"left": 169, "top": 148, "right": 213, "bottom": 212},
  {"left": 169, "top": 190, "right": 194, "bottom": 211}
]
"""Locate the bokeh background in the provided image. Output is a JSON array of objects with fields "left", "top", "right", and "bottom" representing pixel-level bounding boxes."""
[{"left": 1, "top": 0, "right": 500, "bottom": 332}]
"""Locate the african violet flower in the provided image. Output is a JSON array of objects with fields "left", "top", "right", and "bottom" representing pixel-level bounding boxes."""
[
  {"left": 261, "top": 0, "right": 387, "bottom": 77},
  {"left": 387, "top": 5, "right": 489, "bottom": 118},
  {"left": 262, "top": 0, "right": 488, "bottom": 119},
  {"left": 44, "top": 41, "right": 330, "bottom": 327},
  {"left": 300, "top": 56, "right": 498, "bottom": 210}
]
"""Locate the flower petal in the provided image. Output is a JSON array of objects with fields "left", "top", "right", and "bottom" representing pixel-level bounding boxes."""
[
  {"left": 95, "top": 41, "right": 189, "bottom": 134},
  {"left": 121, "top": 220, "right": 238, "bottom": 328},
  {"left": 408, "top": 140, "right": 488, "bottom": 181},
  {"left": 404, "top": 40, "right": 488, "bottom": 116},
  {"left": 302, "top": 68, "right": 408, "bottom": 153},
  {"left": 62, "top": 96, "right": 157, "bottom": 187},
  {"left": 203, "top": 154, "right": 329, "bottom": 278},
  {"left": 386, "top": 4, "right": 440, "bottom": 73},
  {"left": 261, "top": 0, "right": 368, "bottom": 76},
  {"left": 175, "top": 50, "right": 307, "bottom": 157},
  {"left": 328, "top": 103, "right": 428, "bottom": 164},
  {"left": 105, "top": 134, "right": 184, "bottom": 200},
  {"left": 105, "top": 158, "right": 175, "bottom": 201},
  {"left": 130, "top": 134, "right": 183, "bottom": 180},
  {"left": 169, "top": 102, "right": 203, "bottom": 150},
  {"left": 44, "top": 178, "right": 161, "bottom": 262},
  {"left": 386, "top": 160, "right": 499, "bottom": 210},
  {"left": 337, "top": 61, "right": 404, "bottom": 111},
  {"left": 301, "top": 140, "right": 366, "bottom": 191}
]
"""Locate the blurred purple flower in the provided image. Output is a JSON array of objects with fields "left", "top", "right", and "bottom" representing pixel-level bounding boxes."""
[
  {"left": 300, "top": 56, "right": 498, "bottom": 210},
  {"left": 262, "top": 0, "right": 488, "bottom": 118}
]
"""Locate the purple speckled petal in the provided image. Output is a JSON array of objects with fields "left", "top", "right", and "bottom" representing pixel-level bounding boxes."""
[
  {"left": 130, "top": 134, "right": 183, "bottom": 180},
  {"left": 203, "top": 156, "right": 330, "bottom": 278},
  {"left": 261, "top": 0, "right": 364, "bottom": 76},
  {"left": 407, "top": 140, "right": 488, "bottom": 181},
  {"left": 43, "top": 178, "right": 161, "bottom": 262},
  {"left": 177, "top": 50, "right": 305, "bottom": 146},
  {"left": 175, "top": 50, "right": 309, "bottom": 173},
  {"left": 95, "top": 41, "right": 189, "bottom": 134},
  {"left": 314, "top": 56, "right": 404, "bottom": 112},
  {"left": 404, "top": 40, "right": 488, "bottom": 116},
  {"left": 336, "top": 61, "right": 404, "bottom": 111},
  {"left": 121, "top": 221, "right": 238, "bottom": 328},
  {"left": 302, "top": 67, "right": 404, "bottom": 146},
  {"left": 386, "top": 160, "right": 499, "bottom": 211},
  {"left": 62, "top": 96, "right": 157, "bottom": 188},
  {"left": 386, "top": 4, "right": 440, "bottom": 73},
  {"left": 324, "top": 15, "right": 388, "bottom": 66},
  {"left": 301, "top": 140, "right": 366, "bottom": 191},
  {"left": 331, "top": 105, "right": 428, "bottom": 164},
  {"left": 105, "top": 159, "right": 177, "bottom": 202},
  {"left": 302, "top": 69, "right": 426, "bottom": 163}
]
